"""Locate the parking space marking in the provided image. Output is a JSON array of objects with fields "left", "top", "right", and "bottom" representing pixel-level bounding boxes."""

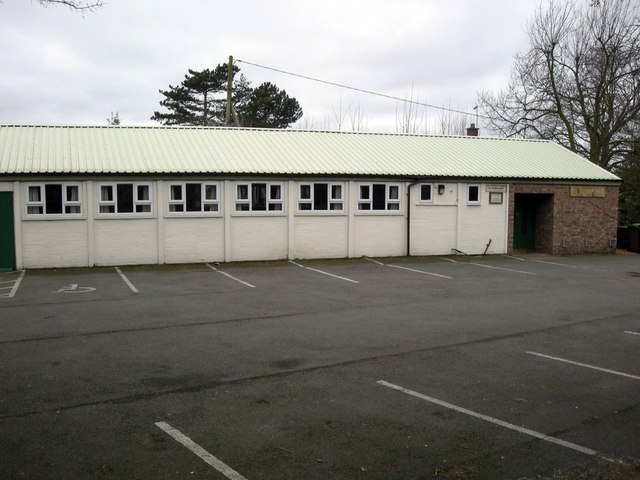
[
  {"left": 469, "top": 262, "right": 537, "bottom": 275},
  {"left": 527, "top": 351, "right": 640, "bottom": 381},
  {"left": 0, "top": 270, "right": 25, "bottom": 299},
  {"left": 114, "top": 267, "right": 139, "bottom": 294},
  {"left": 531, "top": 260, "right": 578, "bottom": 268},
  {"left": 155, "top": 422, "right": 248, "bottom": 480},
  {"left": 289, "top": 260, "right": 359, "bottom": 284},
  {"left": 376, "top": 380, "right": 608, "bottom": 460},
  {"left": 530, "top": 260, "right": 607, "bottom": 273},
  {"left": 364, "top": 257, "right": 385, "bottom": 266},
  {"left": 440, "top": 257, "right": 458, "bottom": 263},
  {"left": 387, "top": 264, "right": 452, "bottom": 279},
  {"left": 502, "top": 255, "right": 526, "bottom": 261},
  {"left": 365, "top": 257, "right": 453, "bottom": 278},
  {"left": 623, "top": 331, "right": 640, "bottom": 337},
  {"left": 206, "top": 264, "right": 256, "bottom": 288}
]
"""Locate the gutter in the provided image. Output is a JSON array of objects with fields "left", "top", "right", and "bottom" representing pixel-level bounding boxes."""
[{"left": 406, "top": 179, "right": 420, "bottom": 256}]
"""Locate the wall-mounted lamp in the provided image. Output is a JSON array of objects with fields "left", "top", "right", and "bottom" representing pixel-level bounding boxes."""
[{"left": 437, "top": 184, "right": 445, "bottom": 195}]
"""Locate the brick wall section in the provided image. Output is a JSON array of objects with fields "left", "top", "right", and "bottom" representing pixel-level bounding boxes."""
[{"left": 508, "top": 184, "right": 619, "bottom": 255}]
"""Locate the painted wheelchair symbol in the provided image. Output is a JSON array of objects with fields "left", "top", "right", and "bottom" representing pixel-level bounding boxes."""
[{"left": 54, "top": 284, "right": 96, "bottom": 294}]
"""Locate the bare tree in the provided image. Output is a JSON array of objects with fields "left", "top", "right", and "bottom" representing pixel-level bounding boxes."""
[
  {"left": 35, "top": 0, "right": 105, "bottom": 11},
  {"left": 436, "top": 102, "right": 470, "bottom": 136},
  {"left": 348, "top": 102, "right": 368, "bottom": 132},
  {"left": 106, "top": 112, "right": 120, "bottom": 125},
  {"left": 478, "top": 0, "right": 640, "bottom": 170},
  {"left": 395, "top": 86, "right": 428, "bottom": 134},
  {"left": 331, "top": 96, "right": 349, "bottom": 131}
]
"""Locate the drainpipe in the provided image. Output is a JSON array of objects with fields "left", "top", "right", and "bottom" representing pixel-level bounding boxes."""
[{"left": 406, "top": 180, "right": 420, "bottom": 256}]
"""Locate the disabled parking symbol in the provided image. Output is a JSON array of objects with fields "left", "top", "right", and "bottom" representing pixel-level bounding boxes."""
[{"left": 54, "top": 284, "right": 96, "bottom": 294}]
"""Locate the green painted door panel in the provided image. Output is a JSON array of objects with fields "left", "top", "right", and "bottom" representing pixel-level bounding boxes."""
[
  {"left": 0, "top": 192, "right": 16, "bottom": 271},
  {"left": 514, "top": 199, "right": 536, "bottom": 251}
]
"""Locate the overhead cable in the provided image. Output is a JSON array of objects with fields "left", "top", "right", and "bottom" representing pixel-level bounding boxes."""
[{"left": 236, "top": 58, "right": 488, "bottom": 120}]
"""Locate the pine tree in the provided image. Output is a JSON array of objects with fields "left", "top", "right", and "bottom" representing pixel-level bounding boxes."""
[
  {"left": 151, "top": 64, "right": 303, "bottom": 128},
  {"left": 151, "top": 65, "right": 231, "bottom": 126},
  {"left": 237, "top": 82, "right": 303, "bottom": 128}
]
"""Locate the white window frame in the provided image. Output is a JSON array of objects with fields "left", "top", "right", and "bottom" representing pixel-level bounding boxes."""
[
  {"left": 234, "top": 181, "right": 285, "bottom": 214},
  {"left": 417, "top": 183, "right": 434, "bottom": 204},
  {"left": 467, "top": 184, "right": 481, "bottom": 205},
  {"left": 24, "top": 182, "right": 83, "bottom": 219},
  {"left": 97, "top": 182, "right": 154, "bottom": 217},
  {"left": 297, "top": 182, "right": 345, "bottom": 214},
  {"left": 166, "top": 181, "right": 221, "bottom": 217},
  {"left": 357, "top": 182, "right": 402, "bottom": 213}
]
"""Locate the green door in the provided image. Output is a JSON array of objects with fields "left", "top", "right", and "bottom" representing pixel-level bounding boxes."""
[
  {"left": 513, "top": 198, "right": 536, "bottom": 251},
  {"left": 0, "top": 192, "right": 16, "bottom": 271}
]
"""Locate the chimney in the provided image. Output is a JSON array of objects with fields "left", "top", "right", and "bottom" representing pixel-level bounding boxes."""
[{"left": 466, "top": 123, "right": 479, "bottom": 137}]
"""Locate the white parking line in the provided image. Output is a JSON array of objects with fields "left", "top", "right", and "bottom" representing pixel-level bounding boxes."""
[
  {"left": 527, "top": 351, "right": 640, "bottom": 381},
  {"left": 288, "top": 260, "right": 359, "bottom": 284},
  {"left": 469, "top": 262, "right": 537, "bottom": 275},
  {"left": 376, "top": 380, "right": 610, "bottom": 460},
  {"left": 206, "top": 264, "right": 255, "bottom": 288},
  {"left": 531, "top": 260, "right": 578, "bottom": 268},
  {"left": 0, "top": 270, "right": 25, "bottom": 298},
  {"left": 364, "top": 257, "right": 385, "bottom": 266},
  {"left": 623, "top": 331, "right": 640, "bottom": 337},
  {"left": 155, "top": 422, "right": 248, "bottom": 480},
  {"left": 114, "top": 267, "right": 139, "bottom": 294},
  {"left": 387, "top": 264, "right": 452, "bottom": 279},
  {"left": 502, "top": 255, "right": 525, "bottom": 261},
  {"left": 440, "top": 257, "right": 458, "bottom": 263}
]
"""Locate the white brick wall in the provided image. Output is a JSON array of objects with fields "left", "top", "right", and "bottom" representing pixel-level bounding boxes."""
[
  {"left": 163, "top": 217, "right": 224, "bottom": 264},
  {"left": 94, "top": 219, "right": 158, "bottom": 265},
  {"left": 21, "top": 220, "right": 89, "bottom": 268},
  {"left": 228, "top": 216, "right": 288, "bottom": 262},
  {"left": 352, "top": 214, "right": 406, "bottom": 257},
  {"left": 12, "top": 180, "right": 510, "bottom": 268},
  {"left": 410, "top": 182, "right": 508, "bottom": 255},
  {"left": 292, "top": 215, "right": 349, "bottom": 259},
  {"left": 457, "top": 185, "right": 507, "bottom": 254}
]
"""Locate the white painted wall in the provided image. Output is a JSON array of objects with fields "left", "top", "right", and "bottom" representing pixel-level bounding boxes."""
[
  {"left": 457, "top": 184, "right": 508, "bottom": 254},
  {"left": 409, "top": 182, "right": 508, "bottom": 255},
  {"left": 292, "top": 215, "right": 349, "bottom": 259},
  {"left": 10, "top": 179, "right": 510, "bottom": 268},
  {"left": 410, "top": 183, "right": 458, "bottom": 255},
  {"left": 21, "top": 220, "right": 89, "bottom": 268},
  {"left": 163, "top": 218, "right": 224, "bottom": 264},
  {"left": 94, "top": 219, "right": 158, "bottom": 265},
  {"left": 352, "top": 215, "right": 406, "bottom": 257},
  {"left": 228, "top": 216, "right": 288, "bottom": 261}
]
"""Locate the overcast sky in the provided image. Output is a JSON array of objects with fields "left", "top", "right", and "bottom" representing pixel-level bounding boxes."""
[{"left": 0, "top": 0, "right": 537, "bottom": 133}]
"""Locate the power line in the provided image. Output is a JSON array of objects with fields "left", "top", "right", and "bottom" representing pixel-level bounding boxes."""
[{"left": 235, "top": 58, "right": 489, "bottom": 120}]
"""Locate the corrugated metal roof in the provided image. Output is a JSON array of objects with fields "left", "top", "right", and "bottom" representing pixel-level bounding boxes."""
[{"left": 0, "top": 124, "right": 620, "bottom": 181}]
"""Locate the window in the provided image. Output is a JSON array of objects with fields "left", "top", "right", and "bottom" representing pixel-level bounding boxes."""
[
  {"left": 467, "top": 184, "right": 480, "bottom": 205},
  {"left": 298, "top": 182, "right": 344, "bottom": 212},
  {"left": 419, "top": 184, "right": 433, "bottom": 203},
  {"left": 167, "top": 182, "right": 220, "bottom": 215},
  {"left": 357, "top": 183, "right": 401, "bottom": 211},
  {"left": 235, "top": 182, "right": 284, "bottom": 212},
  {"left": 98, "top": 182, "right": 152, "bottom": 215},
  {"left": 25, "top": 183, "right": 82, "bottom": 217}
]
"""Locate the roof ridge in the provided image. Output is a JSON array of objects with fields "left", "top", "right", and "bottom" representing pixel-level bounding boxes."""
[{"left": 0, "top": 124, "right": 554, "bottom": 143}]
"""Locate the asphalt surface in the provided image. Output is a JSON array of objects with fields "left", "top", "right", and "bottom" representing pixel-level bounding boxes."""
[{"left": 1, "top": 253, "right": 639, "bottom": 479}]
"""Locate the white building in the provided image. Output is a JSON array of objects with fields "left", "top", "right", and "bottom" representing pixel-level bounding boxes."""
[{"left": 0, "top": 125, "right": 620, "bottom": 271}]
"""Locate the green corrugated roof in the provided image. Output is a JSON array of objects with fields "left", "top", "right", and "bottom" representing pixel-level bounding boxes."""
[{"left": 0, "top": 124, "right": 620, "bottom": 181}]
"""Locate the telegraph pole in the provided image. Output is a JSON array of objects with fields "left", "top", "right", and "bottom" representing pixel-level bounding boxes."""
[{"left": 226, "top": 55, "right": 233, "bottom": 126}]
